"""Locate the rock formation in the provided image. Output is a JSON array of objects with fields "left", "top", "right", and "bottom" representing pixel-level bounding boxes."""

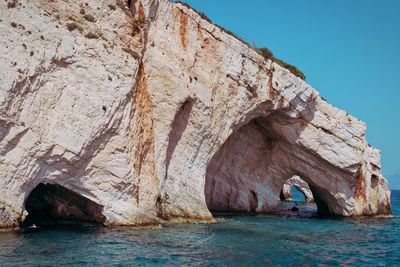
[
  {"left": 0, "top": 0, "right": 391, "bottom": 229},
  {"left": 280, "top": 176, "right": 314, "bottom": 203}
]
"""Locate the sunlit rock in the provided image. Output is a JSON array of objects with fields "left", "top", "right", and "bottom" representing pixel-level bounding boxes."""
[{"left": 0, "top": 0, "right": 391, "bottom": 229}]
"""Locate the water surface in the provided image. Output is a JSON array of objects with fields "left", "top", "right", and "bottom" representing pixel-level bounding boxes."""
[{"left": 0, "top": 191, "right": 399, "bottom": 266}]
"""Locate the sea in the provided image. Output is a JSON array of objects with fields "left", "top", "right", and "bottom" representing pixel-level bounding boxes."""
[{"left": 0, "top": 190, "right": 399, "bottom": 266}]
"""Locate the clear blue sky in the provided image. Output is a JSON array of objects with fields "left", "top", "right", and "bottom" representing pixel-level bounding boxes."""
[{"left": 179, "top": 0, "right": 400, "bottom": 188}]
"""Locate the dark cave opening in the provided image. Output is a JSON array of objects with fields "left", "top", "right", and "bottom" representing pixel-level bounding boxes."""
[{"left": 22, "top": 183, "right": 105, "bottom": 227}]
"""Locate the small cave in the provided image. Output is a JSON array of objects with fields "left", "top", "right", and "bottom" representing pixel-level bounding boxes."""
[
  {"left": 22, "top": 183, "right": 105, "bottom": 227},
  {"left": 248, "top": 190, "right": 258, "bottom": 212},
  {"left": 371, "top": 174, "right": 380, "bottom": 189},
  {"left": 308, "top": 185, "right": 332, "bottom": 217}
]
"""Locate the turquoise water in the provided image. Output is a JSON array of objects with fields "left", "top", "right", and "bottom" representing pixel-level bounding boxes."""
[{"left": 1, "top": 191, "right": 399, "bottom": 266}]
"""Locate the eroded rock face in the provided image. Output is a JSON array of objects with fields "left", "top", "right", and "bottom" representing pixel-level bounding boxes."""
[
  {"left": 0, "top": 0, "right": 391, "bottom": 228},
  {"left": 280, "top": 176, "right": 314, "bottom": 203},
  {"left": 0, "top": 0, "right": 149, "bottom": 227}
]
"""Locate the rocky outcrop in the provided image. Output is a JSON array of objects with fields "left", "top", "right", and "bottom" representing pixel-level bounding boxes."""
[
  {"left": 0, "top": 0, "right": 391, "bottom": 229},
  {"left": 280, "top": 176, "right": 314, "bottom": 203}
]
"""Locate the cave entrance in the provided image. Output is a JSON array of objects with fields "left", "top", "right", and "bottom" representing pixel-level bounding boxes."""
[
  {"left": 205, "top": 115, "right": 331, "bottom": 217},
  {"left": 23, "top": 183, "right": 105, "bottom": 227}
]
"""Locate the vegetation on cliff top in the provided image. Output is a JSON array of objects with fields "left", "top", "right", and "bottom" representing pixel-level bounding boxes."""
[
  {"left": 172, "top": 1, "right": 306, "bottom": 80},
  {"left": 257, "top": 48, "right": 306, "bottom": 80}
]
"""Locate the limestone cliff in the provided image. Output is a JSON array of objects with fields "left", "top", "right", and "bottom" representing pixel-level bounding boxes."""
[{"left": 0, "top": 0, "right": 391, "bottom": 229}]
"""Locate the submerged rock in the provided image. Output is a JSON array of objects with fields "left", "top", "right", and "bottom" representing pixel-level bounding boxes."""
[
  {"left": 290, "top": 206, "right": 299, "bottom": 212},
  {"left": 0, "top": 0, "right": 391, "bottom": 229}
]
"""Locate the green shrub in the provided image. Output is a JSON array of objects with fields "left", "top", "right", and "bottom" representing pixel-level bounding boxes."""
[
  {"left": 257, "top": 47, "right": 306, "bottom": 80},
  {"left": 219, "top": 26, "right": 248, "bottom": 43},
  {"left": 10, "top": 22, "right": 17, "bottom": 28},
  {"left": 133, "top": 18, "right": 145, "bottom": 27},
  {"left": 272, "top": 57, "right": 306, "bottom": 80},
  {"left": 257, "top": 48, "right": 273, "bottom": 60},
  {"left": 108, "top": 4, "right": 116, "bottom": 11}
]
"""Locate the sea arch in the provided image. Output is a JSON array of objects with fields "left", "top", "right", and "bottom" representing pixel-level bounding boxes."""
[
  {"left": 204, "top": 113, "right": 355, "bottom": 216},
  {"left": 280, "top": 175, "right": 314, "bottom": 203}
]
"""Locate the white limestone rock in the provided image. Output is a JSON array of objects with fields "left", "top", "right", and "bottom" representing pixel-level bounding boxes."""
[{"left": 0, "top": 0, "right": 391, "bottom": 229}]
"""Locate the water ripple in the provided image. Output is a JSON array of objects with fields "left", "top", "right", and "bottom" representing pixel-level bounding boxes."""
[{"left": 1, "top": 192, "right": 400, "bottom": 266}]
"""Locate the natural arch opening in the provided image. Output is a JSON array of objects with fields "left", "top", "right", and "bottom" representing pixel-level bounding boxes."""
[
  {"left": 278, "top": 175, "right": 317, "bottom": 215},
  {"left": 280, "top": 185, "right": 305, "bottom": 202},
  {"left": 205, "top": 115, "right": 337, "bottom": 217},
  {"left": 22, "top": 183, "right": 105, "bottom": 227},
  {"left": 279, "top": 176, "right": 314, "bottom": 203}
]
